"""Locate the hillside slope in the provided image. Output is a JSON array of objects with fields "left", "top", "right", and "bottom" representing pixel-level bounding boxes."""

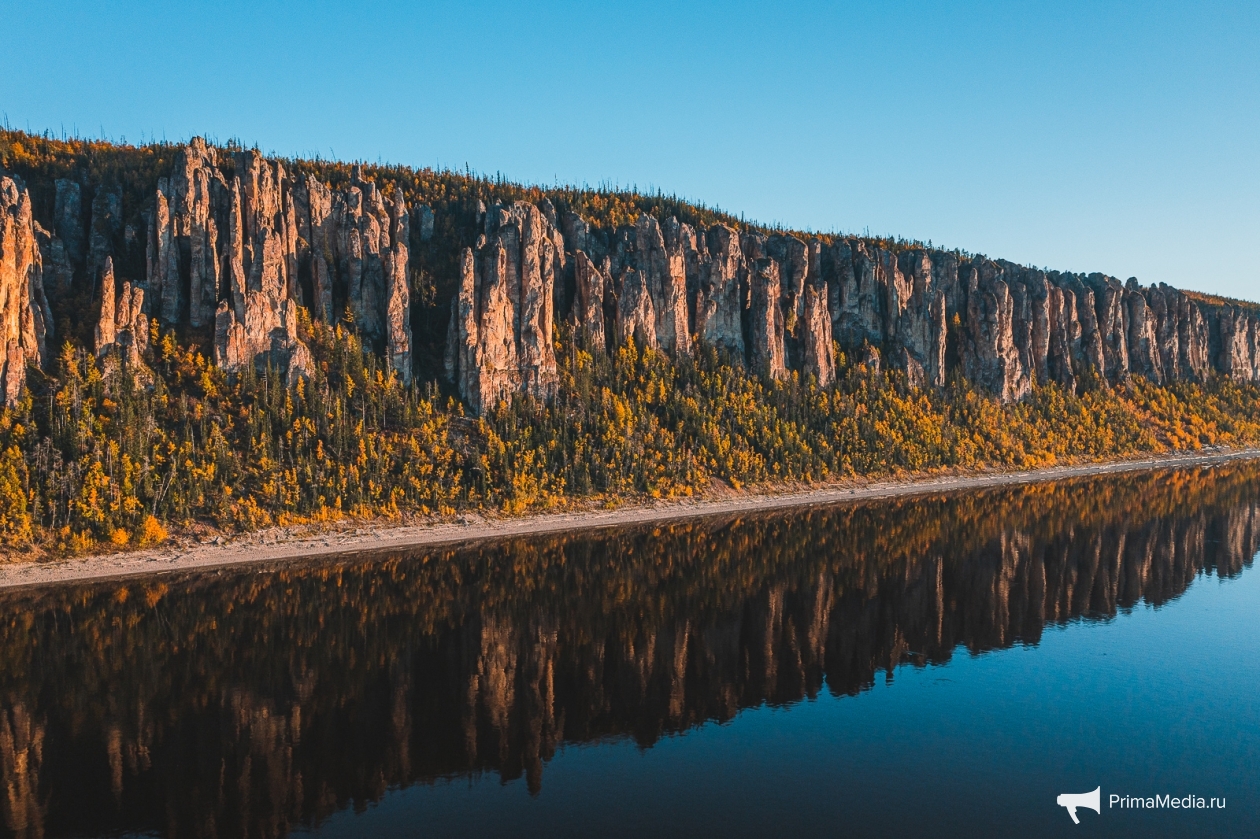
[{"left": 1, "top": 130, "right": 1258, "bottom": 554}]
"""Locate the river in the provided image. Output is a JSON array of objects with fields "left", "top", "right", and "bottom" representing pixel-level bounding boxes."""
[{"left": 0, "top": 462, "right": 1256, "bottom": 837}]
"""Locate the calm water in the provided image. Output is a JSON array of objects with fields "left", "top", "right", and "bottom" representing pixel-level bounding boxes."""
[{"left": 0, "top": 464, "right": 1258, "bottom": 838}]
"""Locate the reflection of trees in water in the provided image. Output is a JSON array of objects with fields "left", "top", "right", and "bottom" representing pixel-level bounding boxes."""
[{"left": 0, "top": 465, "right": 1257, "bottom": 838}]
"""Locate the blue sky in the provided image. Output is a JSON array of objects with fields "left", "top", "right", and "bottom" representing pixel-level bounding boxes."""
[{"left": 3, "top": 0, "right": 1257, "bottom": 299}]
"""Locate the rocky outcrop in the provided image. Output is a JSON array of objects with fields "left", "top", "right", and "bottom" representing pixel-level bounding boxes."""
[
  {"left": 386, "top": 196, "right": 412, "bottom": 384},
  {"left": 295, "top": 177, "right": 334, "bottom": 323},
  {"left": 88, "top": 186, "right": 122, "bottom": 292},
  {"left": 1089, "top": 273, "right": 1130, "bottom": 383},
  {"left": 54, "top": 179, "right": 83, "bottom": 268},
  {"left": 1125, "top": 280, "right": 1162, "bottom": 384},
  {"left": 635, "top": 215, "right": 689, "bottom": 356},
  {"left": 809, "top": 240, "right": 1260, "bottom": 400},
  {"left": 571, "top": 250, "right": 607, "bottom": 351},
  {"left": 830, "top": 240, "right": 891, "bottom": 349},
  {"left": 445, "top": 201, "right": 561, "bottom": 414},
  {"left": 894, "top": 251, "right": 947, "bottom": 388},
  {"left": 46, "top": 179, "right": 82, "bottom": 291},
  {"left": 537, "top": 207, "right": 1260, "bottom": 412},
  {"left": 571, "top": 213, "right": 694, "bottom": 357},
  {"left": 694, "top": 224, "right": 746, "bottom": 357},
  {"left": 213, "top": 172, "right": 312, "bottom": 386},
  {"left": 748, "top": 259, "right": 786, "bottom": 380},
  {"left": 7, "top": 136, "right": 1260, "bottom": 415},
  {"left": 149, "top": 138, "right": 225, "bottom": 328},
  {"left": 131, "top": 142, "right": 1260, "bottom": 413},
  {"left": 94, "top": 256, "right": 116, "bottom": 352},
  {"left": 801, "top": 281, "right": 835, "bottom": 387},
  {"left": 1217, "top": 308, "right": 1260, "bottom": 382},
  {"left": 962, "top": 260, "right": 1027, "bottom": 401},
  {"left": 300, "top": 167, "right": 414, "bottom": 381},
  {"left": 615, "top": 268, "right": 657, "bottom": 351},
  {"left": 325, "top": 167, "right": 390, "bottom": 340},
  {"left": 0, "top": 176, "right": 53, "bottom": 406},
  {"left": 141, "top": 141, "right": 421, "bottom": 384},
  {"left": 34, "top": 222, "right": 73, "bottom": 296},
  {"left": 94, "top": 256, "right": 150, "bottom": 376}
]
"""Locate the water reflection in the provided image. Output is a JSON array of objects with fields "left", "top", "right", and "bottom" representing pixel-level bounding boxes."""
[{"left": 0, "top": 464, "right": 1257, "bottom": 838}]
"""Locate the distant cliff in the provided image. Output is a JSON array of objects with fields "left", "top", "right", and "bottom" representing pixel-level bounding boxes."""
[{"left": 2, "top": 132, "right": 1257, "bottom": 414}]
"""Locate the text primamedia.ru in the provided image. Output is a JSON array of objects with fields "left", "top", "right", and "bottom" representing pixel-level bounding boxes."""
[{"left": 1110, "top": 794, "right": 1225, "bottom": 810}]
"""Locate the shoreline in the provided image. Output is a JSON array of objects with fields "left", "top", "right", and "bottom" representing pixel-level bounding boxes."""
[{"left": 3, "top": 448, "right": 1258, "bottom": 591}]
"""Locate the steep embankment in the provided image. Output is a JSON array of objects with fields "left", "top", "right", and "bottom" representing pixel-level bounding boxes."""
[{"left": 1, "top": 129, "right": 1259, "bottom": 557}]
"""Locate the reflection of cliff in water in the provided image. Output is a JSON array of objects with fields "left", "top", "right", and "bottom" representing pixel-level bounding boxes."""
[{"left": 0, "top": 464, "right": 1258, "bottom": 838}]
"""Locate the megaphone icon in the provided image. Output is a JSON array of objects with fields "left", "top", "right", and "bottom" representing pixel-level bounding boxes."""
[{"left": 1056, "top": 787, "right": 1101, "bottom": 824}]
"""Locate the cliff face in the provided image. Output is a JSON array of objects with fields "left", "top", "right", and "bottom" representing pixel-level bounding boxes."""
[
  {"left": 444, "top": 201, "right": 563, "bottom": 414},
  {"left": 93, "top": 256, "right": 150, "bottom": 380},
  {"left": 139, "top": 139, "right": 419, "bottom": 384},
  {"left": 536, "top": 213, "right": 1257, "bottom": 413},
  {"left": 0, "top": 175, "right": 53, "bottom": 406},
  {"left": 6, "top": 137, "right": 1260, "bottom": 415}
]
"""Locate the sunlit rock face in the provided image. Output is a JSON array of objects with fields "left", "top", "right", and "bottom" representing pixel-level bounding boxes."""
[
  {"left": 748, "top": 258, "right": 786, "bottom": 380},
  {"left": 0, "top": 175, "right": 53, "bottom": 406},
  {"left": 143, "top": 142, "right": 414, "bottom": 385},
  {"left": 571, "top": 249, "right": 608, "bottom": 352},
  {"left": 93, "top": 256, "right": 151, "bottom": 384},
  {"left": 445, "top": 201, "right": 562, "bottom": 414},
  {"left": 8, "top": 137, "right": 1260, "bottom": 413}
]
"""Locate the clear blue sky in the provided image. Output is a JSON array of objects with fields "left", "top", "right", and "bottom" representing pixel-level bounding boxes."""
[{"left": 3, "top": 0, "right": 1257, "bottom": 300}]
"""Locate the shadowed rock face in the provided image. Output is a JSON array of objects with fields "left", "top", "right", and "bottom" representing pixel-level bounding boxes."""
[
  {"left": 571, "top": 250, "right": 608, "bottom": 352},
  {"left": 0, "top": 463, "right": 1254, "bottom": 836},
  {"left": 749, "top": 258, "right": 786, "bottom": 380}
]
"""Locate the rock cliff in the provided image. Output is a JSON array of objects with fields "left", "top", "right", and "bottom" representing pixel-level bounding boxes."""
[
  {"left": 94, "top": 256, "right": 150, "bottom": 378},
  {"left": 6, "top": 136, "right": 1260, "bottom": 416},
  {"left": 450, "top": 197, "right": 1260, "bottom": 413},
  {"left": 141, "top": 141, "right": 415, "bottom": 384},
  {"left": 0, "top": 175, "right": 53, "bottom": 406},
  {"left": 444, "top": 201, "right": 562, "bottom": 414}
]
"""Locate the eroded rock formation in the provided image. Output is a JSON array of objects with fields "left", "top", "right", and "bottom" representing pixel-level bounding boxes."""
[
  {"left": 571, "top": 250, "right": 607, "bottom": 351},
  {"left": 94, "top": 256, "right": 151, "bottom": 384},
  {"left": 94, "top": 257, "right": 146, "bottom": 358},
  {"left": 749, "top": 258, "right": 786, "bottom": 380},
  {"left": 0, "top": 175, "right": 53, "bottom": 406},
  {"left": 143, "top": 142, "right": 417, "bottom": 385},
  {"left": 445, "top": 201, "right": 562, "bottom": 414},
  {"left": 212, "top": 156, "right": 311, "bottom": 385},
  {"left": 6, "top": 137, "right": 1260, "bottom": 413},
  {"left": 694, "top": 224, "right": 746, "bottom": 357}
]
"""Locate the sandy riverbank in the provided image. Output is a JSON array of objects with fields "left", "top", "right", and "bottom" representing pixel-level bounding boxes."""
[{"left": 3, "top": 448, "right": 1258, "bottom": 591}]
